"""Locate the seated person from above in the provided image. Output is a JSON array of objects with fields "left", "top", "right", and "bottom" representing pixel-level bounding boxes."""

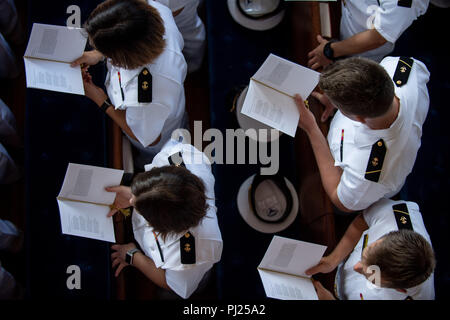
[
  {"left": 156, "top": 0, "right": 206, "bottom": 73},
  {"left": 307, "top": 0, "right": 429, "bottom": 70},
  {"left": 295, "top": 56, "right": 430, "bottom": 212},
  {"left": 305, "top": 198, "right": 435, "bottom": 300},
  {"left": 71, "top": 0, "right": 187, "bottom": 168},
  {"left": 106, "top": 138, "right": 223, "bottom": 299}
]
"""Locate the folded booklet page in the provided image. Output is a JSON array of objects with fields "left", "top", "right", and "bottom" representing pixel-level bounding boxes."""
[
  {"left": 57, "top": 163, "right": 124, "bottom": 243},
  {"left": 257, "top": 236, "right": 327, "bottom": 300},
  {"left": 24, "top": 23, "right": 87, "bottom": 95},
  {"left": 241, "top": 54, "right": 320, "bottom": 137}
]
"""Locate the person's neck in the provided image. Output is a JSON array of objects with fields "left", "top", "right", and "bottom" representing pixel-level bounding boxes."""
[{"left": 365, "top": 97, "right": 400, "bottom": 130}]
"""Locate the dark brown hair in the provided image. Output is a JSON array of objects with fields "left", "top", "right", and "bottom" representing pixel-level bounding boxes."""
[
  {"left": 84, "top": 0, "right": 165, "bottom": 69},
  {"left": 131, "top": 166, "right": 208, "bottom": 240},
  {"left": 365, "top": 230, "right": 436, "bottom": 289},
  {"left": 319, "top": 57, "right": 395, "bottom": 118}
]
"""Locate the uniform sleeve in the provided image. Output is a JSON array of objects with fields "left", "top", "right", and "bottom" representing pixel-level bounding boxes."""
[
  {"left": 165, "top": 262, "right": 213, "bottom": 299},
  {"left": 337, "top": 167, "right": 390, "bottom": 211},
  {"left": 375, "top": 0, "right": 429, "bottom": 43},
  {"left": 125, "top": 103, "right": 170, "bottom": 147}
]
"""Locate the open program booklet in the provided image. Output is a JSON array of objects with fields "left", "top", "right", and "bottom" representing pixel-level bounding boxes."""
[
  {"left": 24, "top": 23, "right": 87, "bottom": 95},
  {"left": 57, "top": 163, "right": 124, "bottom": 243},
  {"left": 241, "top": 54, "right": 320, "bottom": 137},
  {"left": 257, "top": 236, "right": 327, "bottom": 300}
]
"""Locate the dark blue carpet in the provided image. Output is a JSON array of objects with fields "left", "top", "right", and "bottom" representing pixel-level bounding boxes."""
[{"left": 25, "top": 0, "right": 113, "bottom": 299}]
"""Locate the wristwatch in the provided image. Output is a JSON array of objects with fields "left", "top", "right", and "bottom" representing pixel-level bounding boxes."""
[
  {"left": 100, "top": 98, "right": 112, "bottom": 113},
  {"left": 125, "top": 248, "right": 140, "bottom": 265},
  {"left": 323, "top": 40, "right": 338, "bottom": 61}
]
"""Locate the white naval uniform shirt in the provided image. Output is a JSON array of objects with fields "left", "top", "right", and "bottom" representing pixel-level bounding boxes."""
[
  {"left": 132, "top": 139, "right": 223, "bottom": 299},
  {"left": 104, "top": 1, "right": 187, "bottom": 152},
  {"left": 335, "top": 198, "right": 435, "bottom": 300},
  {"left": 327, "top": 56, "right": 430, "bottom": 211},
  {"left": 340, "top": 0, "right": 429, "bottom": 61},
  {"left": 156, "top": 0, "right": 205, "bottom": 72}
]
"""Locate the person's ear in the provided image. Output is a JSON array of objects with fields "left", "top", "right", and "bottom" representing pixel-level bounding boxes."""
[
  {"left": 353, "top": 261, "right": 364, "bottom": 274},
  {"left": 355, "top": 115, "right": 366, "bottom": 124}
]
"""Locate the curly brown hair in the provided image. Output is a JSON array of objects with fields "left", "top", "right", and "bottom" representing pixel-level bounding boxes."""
[
  {"left": 131, "top": 166, "right": 208, "bottom": 240},
  {"left": 84, "top": 0, "right": 166, "bottom": 69}
]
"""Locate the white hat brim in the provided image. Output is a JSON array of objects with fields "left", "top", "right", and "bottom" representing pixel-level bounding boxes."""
[
  {"left": 237, "top": 174, "right": 299, "bottom": 233},
  {"left": 227, "top": 0, "right": 285, "bottom": 31}
]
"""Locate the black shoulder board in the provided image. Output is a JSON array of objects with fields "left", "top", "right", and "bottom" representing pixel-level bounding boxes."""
[
  {"left": 138, "top": 67, "right": 152, "bottom": 103},
  {"left": 168, "top": 152, "right": 185, "bottom": 167},
  {"left": 364, "top": 139, "right": 386, "bottom": 182},
  {"left": 405, "top": 296, "right": 414, "bottom": 300},
  {"left": 393, "top": 203, "right": 414, "bottom": 230},
  {"left": 393, "top": 57, "right": 414, "bottom": 87},
  {"left": 398, "top": 0, "right": 412, "bottom": 8},
  {"left": 180, "top": 232, "right": 196, "bottom": 264}
]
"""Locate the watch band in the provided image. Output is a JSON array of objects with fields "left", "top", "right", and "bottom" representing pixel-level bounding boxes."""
[
  {"left": 323, "top": 40, "right": 338, "bottom": 61},
  {"left": 126, "top": 248, "right": 140, "bottom": 265},
  {"left": 100, "top": 98, "right": 112, "bottom": 113}
]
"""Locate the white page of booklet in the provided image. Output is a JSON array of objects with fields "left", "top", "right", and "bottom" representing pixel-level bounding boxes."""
[
  {"left": 257, "top": 268, "right": 318, "bottom": 300},
  {"left": 25, "top": 23, "right": 87, "bottom": 63},
  {"left": 24, "top": 57, "right": 84, "bottom": 95},
  {"left": 259, "top": 236, "right": 327, "bottom": 278},
  {"left": 58, "top": 163, "right": 124, "bottom": 205},
  {"left": 57, "top": 199, "right": 116, "bottom": 243},
  {"left": 252, "top": 53, "right": 320, "bottom": 100},
  {"left": 241, "top": 80, "right": 299, "bottom": 137}
]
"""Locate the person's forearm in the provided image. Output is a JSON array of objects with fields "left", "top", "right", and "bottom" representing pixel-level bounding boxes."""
[
  {"left": 132, "top": 252, "right": 170, "bottom": 290},
  {"left": 328, "top": 214, "right": 369, "bottom": 265},
  {"left": 306, "top": 125, "right": 351, "bottom": 212},
  {"left": 332, "top": 29, "right": 387, "bottom": 58},
  {"left": 104, "top": 107, "right": 139, "bottom": 141}
]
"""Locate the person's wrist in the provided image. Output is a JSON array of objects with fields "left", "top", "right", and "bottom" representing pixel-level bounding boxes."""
[
  {"left": 95, "top": 92, "right": 109, "bottom": 107},
  {"left": 323, "top": 40, "right": 338, "bottom": 61}
]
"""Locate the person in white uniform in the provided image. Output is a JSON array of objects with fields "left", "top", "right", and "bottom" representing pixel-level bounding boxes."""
[
  {"left": 295, "top": 56, "right": 429, "bottom": 212},
  {"left": 307, "top": 0, "right": 429, "bottom": 70},
  {"left": 106, "top": 138, "right": 223, "bottom": 299},
  {"left": 71, "top": 0, "right": 187, "bottom": 169},
  {"left": 305, "top": 198, "right": 435, "bottom": 300},
  {"left": 156, "top": 0, "right": 205, "bottom": 73}
]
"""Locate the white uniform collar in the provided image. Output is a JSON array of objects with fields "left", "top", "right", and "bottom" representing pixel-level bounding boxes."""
[{"left": 353, "top": 92, "right": 412, "bottom": 148}]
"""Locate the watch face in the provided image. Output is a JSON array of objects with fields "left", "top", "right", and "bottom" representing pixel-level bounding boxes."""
[{"left": 126, "top": 252, "right": 132, "bottom": 264}]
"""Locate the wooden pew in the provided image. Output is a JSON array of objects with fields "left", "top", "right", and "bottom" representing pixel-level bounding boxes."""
[{"left": 289, "top": 1, "right": 341, "bottom": 292}]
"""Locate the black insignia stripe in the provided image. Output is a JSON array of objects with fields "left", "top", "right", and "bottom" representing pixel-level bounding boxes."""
[
  {"left": 138, "top": 67, "right": 152, "bottom": 103},
  {"left": 364, "top": 139, "right": 387, "bottom": 182},
  {"left": 393, "top": 56, "right": 414, "bottom": 87},
  {"left": 168, "top": 152, "right": 185, "bottom": 167},
  {"left": 180, "top": 231, "right": 196, "bottom": 264},
  {"left": 393, "top": 203, "right": 413, "bottom": 230}
]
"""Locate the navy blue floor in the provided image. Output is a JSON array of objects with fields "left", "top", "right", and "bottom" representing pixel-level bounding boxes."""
[{"left": 25, "top": 0, "right": 113, "bottom": 299}]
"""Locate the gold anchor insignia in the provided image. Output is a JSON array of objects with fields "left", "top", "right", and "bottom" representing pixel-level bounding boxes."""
[
  {"left": 184, "top": 243, "right": 191, "bottom": 252},
  {"left": 400, "top": 216, "right": 408, "bottom": 224},
  {"left": 371, "top": 157, "right": 379, "bottom": 167},
  {"left": 400, "top": 66, "right": 407, "bottom": 73},
  {"left": 142, "top": 81, "right": 149, "bottom": 90},
  {"left": 142, "top": 69, "right": 149, "bottom": 75}
]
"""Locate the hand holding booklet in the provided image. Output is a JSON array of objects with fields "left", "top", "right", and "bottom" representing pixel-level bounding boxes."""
[
  {"left": 241, "top": 54, "right": 320, "bottom": 137},
  {"left": 24, "top": 23, "right": 87, "bottom": 95},
  {"left": 257, "top": 236, "right": 327, "bottom": 300},
  {"left": 57, "top": 163, "right": 124, "bottom": 243}
]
